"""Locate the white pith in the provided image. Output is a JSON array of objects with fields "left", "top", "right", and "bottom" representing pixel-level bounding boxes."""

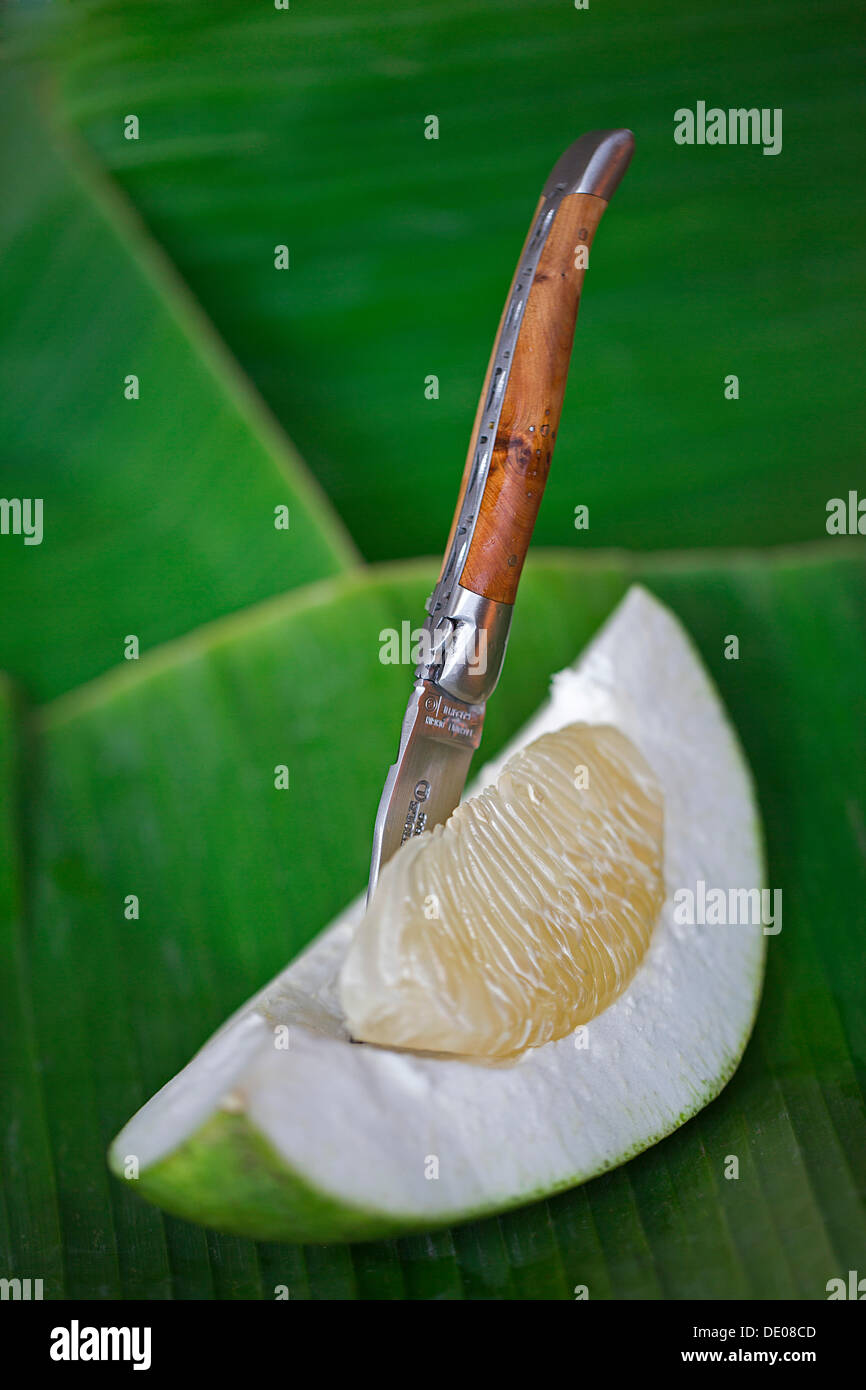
[{"left": 112, "top": 586, "right": 765, "bottom": 1222}]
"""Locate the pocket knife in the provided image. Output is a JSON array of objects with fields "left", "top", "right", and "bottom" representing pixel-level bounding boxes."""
[{"left": 368, "top": 129, "right": 634, "bottom": 900}]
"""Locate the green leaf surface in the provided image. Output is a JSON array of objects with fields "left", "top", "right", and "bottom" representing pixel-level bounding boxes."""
[
  {"left": 3, "top": 543, "right": 864, "bottom": 1299},
  {"left": 18, "top": 0, "right": 866, "bottom": 560},
  {"left": 0, "top": 68, "right": 357, "bottom": 703},
  {"left": 0, "top": 678, "right": 65, "bottom": 1294}
]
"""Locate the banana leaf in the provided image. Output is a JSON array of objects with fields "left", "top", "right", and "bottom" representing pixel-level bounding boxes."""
[
  {"left": 14, "top": 0, "right": 865, "bottom": 561},
  {"left": 0, "top": 68, "right": 358, "bottom": 702},
  {"left": 2, "top": 545, "right": 864, "bottom": 1299}
]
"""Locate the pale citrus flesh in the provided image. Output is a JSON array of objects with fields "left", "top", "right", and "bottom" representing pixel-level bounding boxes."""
[{"left": 339, "top": 722, "right": 665, "bottom": 1057}]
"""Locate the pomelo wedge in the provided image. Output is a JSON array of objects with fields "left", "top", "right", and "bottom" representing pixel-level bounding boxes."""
[
  {"left": 110, "top": 586, "right": 766, "bottom": 1243},
  {"left": 340, "top": 722, "right": 667, "bottom": 1057}
]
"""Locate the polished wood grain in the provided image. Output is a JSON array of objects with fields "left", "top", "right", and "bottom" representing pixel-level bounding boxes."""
[{"left": 458, "top": 191, "right": 607, "bottom": 604}]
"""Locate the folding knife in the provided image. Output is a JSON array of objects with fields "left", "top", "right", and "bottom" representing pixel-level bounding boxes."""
[{"left": 368, "top": 129, "right": 634, "bottom": 900}]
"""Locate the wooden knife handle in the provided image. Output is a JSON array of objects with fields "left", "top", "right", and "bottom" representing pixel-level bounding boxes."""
[
  {"left": 459, "top": 192, "right": 605, "bottom": 603},
  {"left": 444, "top": 132, "right": 633, "bottom": 607}
]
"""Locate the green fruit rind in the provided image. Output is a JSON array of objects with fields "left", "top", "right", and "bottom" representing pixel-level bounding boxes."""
[
  {"left": 120, "top": 1110, "right": 400, "bottom": 1244},
  {"left": 113, "top": 1021, "right": 759, "bottom": 1244}
]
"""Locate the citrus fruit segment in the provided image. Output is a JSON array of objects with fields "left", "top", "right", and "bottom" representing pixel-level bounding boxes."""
[
  {"left": 340, "top": 723, "right": 665, "bottom": 1056},
  {"left": 109, "top": 586, "right": 765, "bottom": 1244}
]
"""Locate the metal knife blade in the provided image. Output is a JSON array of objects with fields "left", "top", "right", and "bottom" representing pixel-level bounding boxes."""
[
  {"left": 367, "top": 129, "right": 634, "bottom": 901},
  {"left": 368, "top": 680, "right": 484, "bottom": 892}
]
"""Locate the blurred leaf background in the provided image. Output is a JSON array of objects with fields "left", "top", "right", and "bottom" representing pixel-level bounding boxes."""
[{"left": 0, "top": 0, "right": 864, "bottom": 1299}]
